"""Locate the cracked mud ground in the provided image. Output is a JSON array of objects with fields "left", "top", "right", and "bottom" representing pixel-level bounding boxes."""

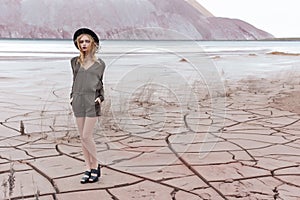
[{"left": 1, "top": 69, "right": 300, "bottom": 200}]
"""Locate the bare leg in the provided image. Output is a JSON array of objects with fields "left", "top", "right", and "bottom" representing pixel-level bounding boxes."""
[
  {"left": 76, "top": 117, "right": 92, "bottom": 170},
  {"left": 81, "top": 117, "right": 98, "bottom": 169}
]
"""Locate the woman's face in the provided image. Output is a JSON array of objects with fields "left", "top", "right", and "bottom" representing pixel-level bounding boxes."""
[{"left": 78, "top": 35, "right": 91, "bottom": 53}]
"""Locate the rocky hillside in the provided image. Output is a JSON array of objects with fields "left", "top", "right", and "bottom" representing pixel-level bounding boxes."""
[{"left": 0, "top": 0, "right": 273, "bottom": 40}]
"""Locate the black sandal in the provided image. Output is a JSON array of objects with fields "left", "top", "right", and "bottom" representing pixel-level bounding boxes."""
[
  {"left": 80, "top": 171, "right": 91, "bottom": 184},
  {"left": 89, "top": 164, "right": 101, "bottom": 183}
]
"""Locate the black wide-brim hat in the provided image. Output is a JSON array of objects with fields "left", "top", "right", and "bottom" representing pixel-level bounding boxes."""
[{"left": 73, "top": 28, "right": 99, "bottom": 49}]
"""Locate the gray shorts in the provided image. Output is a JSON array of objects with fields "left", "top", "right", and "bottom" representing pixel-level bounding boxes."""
[{"left": 72, "top": 94, "right": 101, "bottom": 117}]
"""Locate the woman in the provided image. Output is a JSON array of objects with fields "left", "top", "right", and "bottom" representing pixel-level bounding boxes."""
[{"left": 70, "top": 28, "right": 105, "bottom": 184}]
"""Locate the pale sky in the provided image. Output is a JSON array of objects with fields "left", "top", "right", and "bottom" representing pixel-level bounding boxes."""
[{"left": 196, "top": 0, "right": 300, "bottom": 38}]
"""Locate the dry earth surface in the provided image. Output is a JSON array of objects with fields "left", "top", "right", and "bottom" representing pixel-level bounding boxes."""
[{"left": 0, "top": 70, "right": 300, "bottom": 200}]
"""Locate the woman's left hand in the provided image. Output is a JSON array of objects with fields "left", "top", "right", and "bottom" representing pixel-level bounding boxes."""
[{"left": 95, "top": 97, "right": 101, "bottom": 104}]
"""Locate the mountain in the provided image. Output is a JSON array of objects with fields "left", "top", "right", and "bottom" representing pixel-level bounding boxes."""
[{"left": 0, "top": 0, "right": 273, "bottom": 40}]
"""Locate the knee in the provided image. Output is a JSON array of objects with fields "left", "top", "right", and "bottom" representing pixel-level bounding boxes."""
[{"left": 81, "top": 135, "right": 92, "bottom": 145}]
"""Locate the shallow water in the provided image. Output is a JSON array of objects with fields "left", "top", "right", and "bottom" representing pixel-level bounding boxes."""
[{"left": 1, "top": 39, "right": 300, "bottom": 78}]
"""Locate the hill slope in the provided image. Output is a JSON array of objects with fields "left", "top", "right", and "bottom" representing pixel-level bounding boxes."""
[{"left": 0, "top": 0, "right": 273, "bottom": 40}]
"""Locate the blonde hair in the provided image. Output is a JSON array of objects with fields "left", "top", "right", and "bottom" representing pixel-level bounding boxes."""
[{"left": 76, "top": 34, "right": 99, "bottom": 65}]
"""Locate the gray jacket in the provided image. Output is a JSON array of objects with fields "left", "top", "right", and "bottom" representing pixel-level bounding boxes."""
[{"left": 70, "top": 57, "right": 105, "bottom": 102}]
